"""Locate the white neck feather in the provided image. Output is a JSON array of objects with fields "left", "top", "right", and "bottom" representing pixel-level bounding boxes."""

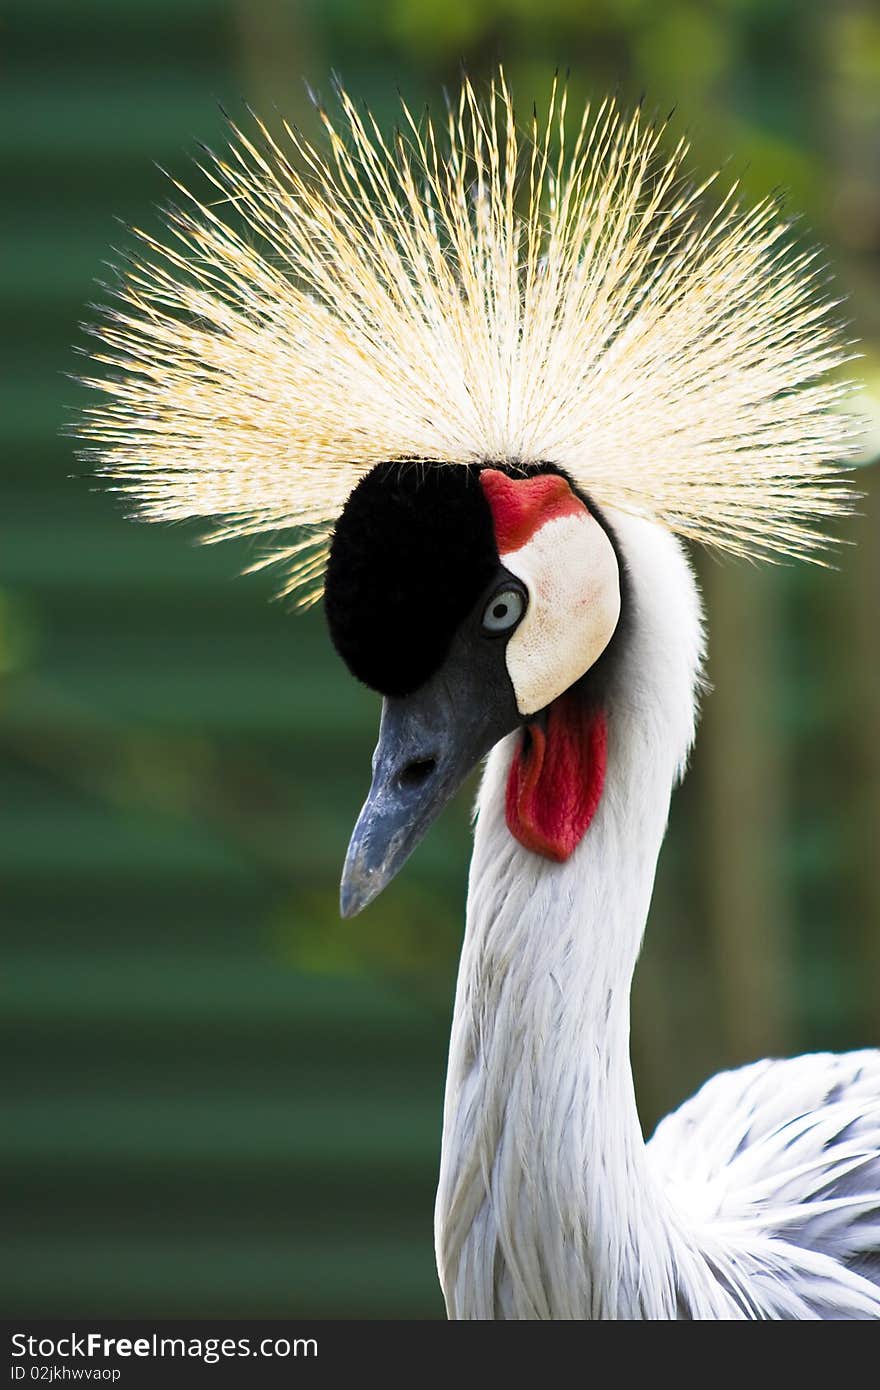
[{"left": 435, "top": 512, "right": 714, "bottom": 1319}]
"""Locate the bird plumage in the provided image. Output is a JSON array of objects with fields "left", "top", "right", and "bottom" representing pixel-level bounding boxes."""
[
  {"left": 75, "top": 72, "right": 879, "bottom": 1319},
  {"left": 649, "top": 1051, "right": 880, "bottom": 1315},
  {"left": 437, "top": 515, "right": 880, "bottom": 1318}
]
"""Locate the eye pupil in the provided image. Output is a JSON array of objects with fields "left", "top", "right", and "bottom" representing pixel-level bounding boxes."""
[{"left": 492, "top": 603, "right": 507, "bottom": 619}]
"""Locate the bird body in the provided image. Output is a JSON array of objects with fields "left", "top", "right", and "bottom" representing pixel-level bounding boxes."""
[
  {"left": 77, "top": 73, "right": 880, "bottom": 1319},
  {"left": 436, "top": 514, "right": 880, "bottom": 1318}
]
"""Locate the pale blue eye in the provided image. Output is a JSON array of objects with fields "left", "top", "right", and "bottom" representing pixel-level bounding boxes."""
[{"left": 482, "top": 587, "right": 525, "bottom": 634}]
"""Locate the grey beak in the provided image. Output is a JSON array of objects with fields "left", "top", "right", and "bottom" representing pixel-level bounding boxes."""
[
  {"left": 339, "top": 631, "right": 521, "bottom": 918},
  {"left": 340, "top": 694, "right": 457, "bottom": 918}
]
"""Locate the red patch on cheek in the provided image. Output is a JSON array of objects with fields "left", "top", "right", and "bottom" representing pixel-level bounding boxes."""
[
  {"left": 480, "top": 469, "right": 585, "bottom": 552},
  {"left": 505, "top": 695, "right": 607, "bottom": 861}
]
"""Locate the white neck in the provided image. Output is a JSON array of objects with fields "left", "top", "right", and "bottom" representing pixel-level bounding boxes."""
[{"left": 435, "top": 513, "right": 712, "bottom": 1319}]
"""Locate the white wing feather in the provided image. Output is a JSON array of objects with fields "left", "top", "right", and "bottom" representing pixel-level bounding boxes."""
[{"left": 648, "top": 1050, "right": 880, "bottom": 1316}]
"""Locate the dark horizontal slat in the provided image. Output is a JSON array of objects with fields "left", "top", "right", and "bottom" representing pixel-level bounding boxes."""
[
  {"left": 0, "top": 951, "right": 452, "bottom": 1029},
  {"left": 2, "top": 1153, "right": 436, "bottom": 1213},
  {"left": 1, "top": 1236, "right": 444, "bottom": 1318},
  {"left": 0, "top": 506, "right": 291, "bottom": 596},
  {"left": 1, "top": 1085, "right": 440, "bottom": 1166},
  {"left": 8, "top": 0, "right": 237, "bottom": 26},
  {"left": 7, "top": 1032, "right": 449, "bottom": 1086},
  {"left": 0, "top": 668, "right": 371, "bottom": 737},
  {"left": 0, "top": 805, "right": 258, "bottom": 878},
  {"left": 7, "top": 1177, "right": 434, "bottom": 1242},
  {"left": 0, "top": 72, "right": 234, "bottom": 164}
]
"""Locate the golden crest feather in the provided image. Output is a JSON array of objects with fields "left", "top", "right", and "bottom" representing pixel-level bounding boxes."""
[{"left": 77, "top": 71, "right": 859, "bottom": 606}]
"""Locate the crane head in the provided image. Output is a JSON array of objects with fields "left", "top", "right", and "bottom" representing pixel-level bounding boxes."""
[
  {"left": 74, "top": 75, "right": 858, "bottom": 920},
  {"left": 325, "top": 459, "right": 624, "bottom": 917}
]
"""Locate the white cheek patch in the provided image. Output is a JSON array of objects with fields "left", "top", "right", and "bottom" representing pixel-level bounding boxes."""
[{"left": 501, "top": 511, "right": 621, "bottom": 716}]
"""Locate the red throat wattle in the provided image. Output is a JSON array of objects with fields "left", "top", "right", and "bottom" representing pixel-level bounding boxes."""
[{"left": 505, "top": 695, "right": 607, "bottom": 862}]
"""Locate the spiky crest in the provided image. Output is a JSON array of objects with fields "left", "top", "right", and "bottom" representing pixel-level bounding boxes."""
[{"left": 77, "top": 72, "right": 859, "bottom": 605}]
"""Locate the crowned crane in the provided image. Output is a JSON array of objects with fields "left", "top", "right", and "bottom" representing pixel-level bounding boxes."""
[{"left": 79, "top": 75, "right": 880, "bottom": 1319}]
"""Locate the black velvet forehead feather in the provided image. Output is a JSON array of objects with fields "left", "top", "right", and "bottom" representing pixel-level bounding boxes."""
[
  {"left": 323, "top": 458, "right": 630, "bottom": 700},
  {"left": 324, "top": 461, "right": 498, "bottom": 696}
]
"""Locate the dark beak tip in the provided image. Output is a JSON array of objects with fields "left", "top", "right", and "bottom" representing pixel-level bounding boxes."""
[
  {"left": 339, "top": 895, "right": 360, "bottom": 921},
  {"left": 339, "top": 847, "right": 386, "bottom": 920},
  {"left": 339, "top": 883, "right": 366, "bottom": 920}
]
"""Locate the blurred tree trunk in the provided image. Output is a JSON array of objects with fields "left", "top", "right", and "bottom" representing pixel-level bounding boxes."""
[
  {"left": 850, "top": 470, "right": 880, "bottom": 1040},
  {"left": 822, "top": 0, "right": 880, "bottom": 1041},
  {"left": 699, "top": 559, "right": 793, "bottom": 1063}
]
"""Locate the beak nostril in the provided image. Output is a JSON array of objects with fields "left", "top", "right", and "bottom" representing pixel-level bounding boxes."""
[{"left": 398, "top": 757, "right": 437, "bottom": 789}]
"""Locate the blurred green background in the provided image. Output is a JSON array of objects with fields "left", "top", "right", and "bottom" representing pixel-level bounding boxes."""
[{"left": 3, "top": 0, "right": 879, "bottom": 1319}]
